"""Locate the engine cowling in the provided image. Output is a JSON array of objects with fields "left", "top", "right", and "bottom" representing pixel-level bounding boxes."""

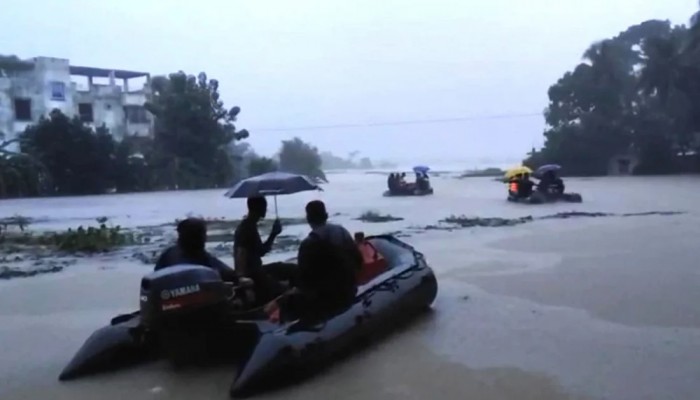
[{"left": 139, "top": 264, "right": 229, "bottom": 330}]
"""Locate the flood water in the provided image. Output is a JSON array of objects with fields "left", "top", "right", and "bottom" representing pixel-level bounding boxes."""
[{"left": 1, "top": 172, "right": 699, "bottom": 400}]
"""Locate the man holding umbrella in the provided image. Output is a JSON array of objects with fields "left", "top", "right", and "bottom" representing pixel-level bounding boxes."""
[
  {"left": 233, "top": 196, "right": 285, "bottom": 304},
  {"left": 226, "top": 171, "right": 323, "bottom": 304},
  {"left": 535, "top": 164, "right": 565, "bottom": 196}
]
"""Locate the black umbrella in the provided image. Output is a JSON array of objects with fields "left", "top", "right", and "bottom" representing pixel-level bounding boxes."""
[{"left": 224, "top": 172, "right": 322, "bottom": 216}]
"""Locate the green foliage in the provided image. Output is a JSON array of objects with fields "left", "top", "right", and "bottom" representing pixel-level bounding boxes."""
[
  {"left": 248, "top": 156, "right": 278, "bottom": 176},
  {"left": 527, "top": 14, "right": 700, "bottom": 175},
  {"left": 1, "top": 218, "right": 143, "bottom": 254},
  {"left": 51, "top": 223, "right": 139, "bottom": 253},
  {"left": 320, "top": 151, "right": 374, "bottom": 169},
  {"left": 145, "top": 71, "right": 249, "bottom": 189},
  {"left": 0, "top": 154, "right": 47, "bottom": 198},
  {"left": 3, "top": 69, "right": 333, "bottom": 198},
  {"left": 19, "top": 110, "right": 117, "bottom": 195},
  {"left": 458, "top": 167, "right": 503, "bottom": 178},
  {"left": 278, "top": 137, "right": 327, "bottom": 182},
  {"left": 0, "top": 55, "right": 33, "bottom": 73}
]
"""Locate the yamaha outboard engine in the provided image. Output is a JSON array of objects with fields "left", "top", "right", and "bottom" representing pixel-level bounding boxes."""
[
  {"left": 140, "top": 264, "right": 230, "bottom": 330},
  {"left": 139, "top": 264, "right": 231, "bottom": 365}
]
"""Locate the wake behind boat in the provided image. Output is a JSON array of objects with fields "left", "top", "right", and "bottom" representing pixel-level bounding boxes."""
[{"left": 58, "top": 234, "right": 439, "bottom": 398}]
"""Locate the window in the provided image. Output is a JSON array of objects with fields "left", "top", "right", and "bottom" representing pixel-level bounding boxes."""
[
  {"left": 125, "top": 105, "right": 149, "bottom": 124},
  {"left": 50, "top": 81, "right": 66, "bottom": 101},
  {"left": 14, "top": 98, "right": 32, "bottom": 121},
  {"left": 78, "top": 103, "right": 94, "bottom": 123}
]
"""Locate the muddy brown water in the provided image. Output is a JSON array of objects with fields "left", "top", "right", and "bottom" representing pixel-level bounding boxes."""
[{"left": 1, "top": 173, "right": 699, "bottom": 399}]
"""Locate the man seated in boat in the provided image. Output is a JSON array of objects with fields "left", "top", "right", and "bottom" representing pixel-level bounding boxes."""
[
  {"left": 517, "top": 172, "right": 535, "bottom": 198},
  {"left": 233, "top": 196, "right": 292, "bottom": 304},
  {"left": 537, "top": 170, "right": 565, "bottom": 196},
  {"left": 416, "top": 172, "right": 430, "bottom": 192},
  {"left": 155, "top": 217, "right": 239, "bottom": 283},
  {"left": 387, "top": 173, "right": 395, "bottom": 192},
  {"left": 266, "top": 200, "right": 362, "bottom": 321}
]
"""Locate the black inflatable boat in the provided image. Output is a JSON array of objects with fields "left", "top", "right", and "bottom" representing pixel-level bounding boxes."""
[
  {"left": 58, "top": 234, "right": 439, "bottom": 398},
  {"left": 507, "top": 191, "right": 583, "bottom": 204}
]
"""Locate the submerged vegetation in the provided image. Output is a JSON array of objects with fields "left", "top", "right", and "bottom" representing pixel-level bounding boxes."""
[
  {"left": 1, "top": 217, "right": 145, "bottom": 254},
  {"left": 356, "top": 210, "right": 404, "bottom": 223}
]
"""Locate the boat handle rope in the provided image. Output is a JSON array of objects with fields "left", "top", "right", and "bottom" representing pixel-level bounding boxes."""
[{"left": 360, "top": 264, "right": 421, "bottom": 307}]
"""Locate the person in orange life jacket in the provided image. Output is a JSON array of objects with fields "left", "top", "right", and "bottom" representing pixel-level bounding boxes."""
[
  {"left": 508, "top": 174, "right": 520, "bottom": 197},
  {"left": 265, "top": 200, "right": 361, "bottom": 321},
  {"left": 354, "top": 231, "right": 388, "bottom": 284}
]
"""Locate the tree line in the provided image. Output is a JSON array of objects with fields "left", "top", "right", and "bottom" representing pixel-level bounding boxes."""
[
  {"left": 0, "top": 71, "right": 329, "bottom": 198},
  {"left": 526, "top": 9, "right": 700, "bottom": 175}
]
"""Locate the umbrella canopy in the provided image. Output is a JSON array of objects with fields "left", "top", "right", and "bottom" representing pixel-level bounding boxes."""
[
  {"left": 224, "top": 171, "right": 321, "bottom": 198},
  {"left": 412, "top": 165, "right": 430, "bottom": 174},
  {"left": 534, "top": 164, "right": 562, "bottom": 178},
  {"left": 504, "top": 166, "right": 533, "bottom": 180}
]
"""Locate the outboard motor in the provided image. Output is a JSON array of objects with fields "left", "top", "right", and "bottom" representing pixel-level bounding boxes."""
[
  {"left": 139, "top": 264, "right": 234, "bottom": 365},
  {"left": 140, "top": 264, "right": 230, "bottom": 331}
]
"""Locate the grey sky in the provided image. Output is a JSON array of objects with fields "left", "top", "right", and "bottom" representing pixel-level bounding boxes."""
[{"left": 2, "top": 0, "right": 698, "bottom": 167}]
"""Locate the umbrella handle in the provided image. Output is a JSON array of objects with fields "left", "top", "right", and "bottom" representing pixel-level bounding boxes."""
[{"left": 274, "top": 195, "right": 278, "bottom": 217}]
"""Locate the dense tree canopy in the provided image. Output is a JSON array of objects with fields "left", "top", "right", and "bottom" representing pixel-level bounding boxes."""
[
  {"left": 0, "top": 67, "right": 333, "bottom": 198},
  {"left": 248, "top": 156, "right": 279, "bottom": 176},
  {"left": 145, "top": 71, "right": 249, "bottom": 189},
  {"left": 320, "top": 150, "right": 374, "bottom": 169},
  {"left": 19, "top": 110, "right": 116, "bottom": 195},
  {"left": 278, "top": 137, "right": 327, "bottom": 182},
  {"left": 526, "top": 11, "right": 700, "bottom": 175}
]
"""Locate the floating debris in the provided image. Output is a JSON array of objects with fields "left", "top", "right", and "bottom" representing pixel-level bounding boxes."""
[
  {"left": 441, "top": 215, "right": 534, "bottom": 228},
  {"left": 356, "top": 210, "right": 404, "bottom": 223},
  {"left": 0, "top": 263, "right": 66, "bottom": 280}
]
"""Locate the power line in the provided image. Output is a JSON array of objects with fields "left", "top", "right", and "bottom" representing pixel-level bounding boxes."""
[{"left": 251, "top": 112, "right": 543, "bottom": 132}]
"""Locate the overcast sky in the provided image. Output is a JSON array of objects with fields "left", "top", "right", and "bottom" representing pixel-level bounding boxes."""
[{"left": 2, "top": 0, "right": 698, "bottom": 168}]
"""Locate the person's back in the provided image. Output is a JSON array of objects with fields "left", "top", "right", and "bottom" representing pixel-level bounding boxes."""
[
  {"left": 155, "top": 218, "right": 238, "bottom": 282},
  {"left": 538, "top": 171, "right": 554, "bottom": 193},
  {"left": 387, "top": 173, "right": 396, "bottom": 191},
  {"left": 297, "top": 201, "right": 360, "bottom": 307},
  {"left": 301, "top": 223, "right": 359, "bottom": 297},
  {"left": 518, "top": 173, "right": 534, "bottom": 197},
  {"left": 553, "top": 177, "right": 565, "bottom": 194}
]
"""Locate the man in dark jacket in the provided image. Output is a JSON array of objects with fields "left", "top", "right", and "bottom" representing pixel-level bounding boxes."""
[
  {"left": 155, "top": 217, "right": 238, "bottom": 283},
  {"left": 517, "top": 172, "right": 535, "bottom": 198},
  {"left": 270, "top": 200, "right": 362, "bottom": 321},
  {"left": 233, "top": 196, "right": 285, "bottom": 303}
]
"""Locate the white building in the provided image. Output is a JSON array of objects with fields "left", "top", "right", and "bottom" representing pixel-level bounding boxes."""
[{"left": 0, "top": 56, "right": 154, "bottom": 152}]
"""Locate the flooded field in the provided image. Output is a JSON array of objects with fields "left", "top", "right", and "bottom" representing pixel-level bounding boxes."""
[{"left": 1, "top": 173, "right": 699, "bottom": 400}]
